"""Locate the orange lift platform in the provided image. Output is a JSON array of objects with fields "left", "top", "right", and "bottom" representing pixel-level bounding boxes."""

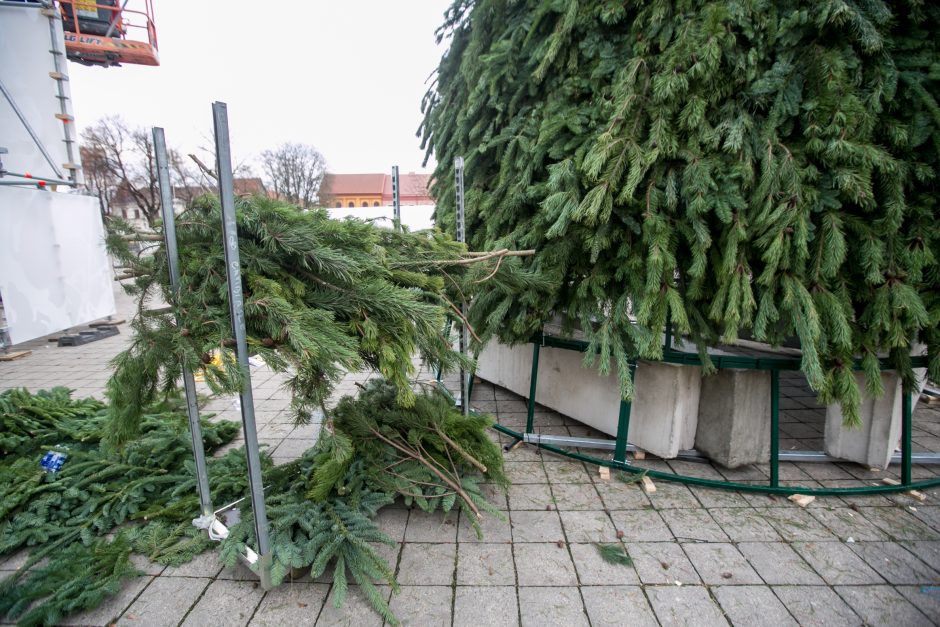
[{"left": 56, "top": 0, "right": 158, "bottom": 67}]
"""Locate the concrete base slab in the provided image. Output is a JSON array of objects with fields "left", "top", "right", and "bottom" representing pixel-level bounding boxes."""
[
  {"left": 825, "top": 371, "right": 903, "bottom": 470},
  {"left": 695, "top": 369, "right": 772, "bottom": 468},
  {"left": 630, "top": 360, "right": 701, "bottom": 458}
]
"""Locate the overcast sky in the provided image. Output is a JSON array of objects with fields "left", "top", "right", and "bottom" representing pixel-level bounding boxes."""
[{"left": 69, "top": 1, "right": 454, "bottom": 176}]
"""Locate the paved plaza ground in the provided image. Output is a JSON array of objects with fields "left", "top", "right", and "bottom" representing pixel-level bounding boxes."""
[{"left": 2, "top": 284, "right": 940, "bottom": 626}]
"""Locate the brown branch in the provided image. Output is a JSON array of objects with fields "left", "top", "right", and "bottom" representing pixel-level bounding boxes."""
[
  {"left": 369, "top": 427, "right": 481, "bottom": 519},
  {"left": 473, "top": 254, "right": 504, "bottom": 284},
  {"left": 440, "top": 293, "right": 481, "bottom": 343},
  {"left": 434, "top": 425, "right": 488, "bottom": 474},
  {"left": 189, "top": 154, "right": 217, "bottom": 180}
]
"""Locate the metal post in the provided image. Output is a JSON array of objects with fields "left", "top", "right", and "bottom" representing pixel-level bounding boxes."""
[
  {"left": 153, "top": 127, "right": 213, "bottom": 518},
  {"left": 45, "top": 5, "right": 78, "bottom": 184},
  {"left": 454, "top": 156, "right": 469, "bottom": 415},
  {"left": 902, "top": 390, "right": 913, "bottom": 486},
  {"left": 770, "top": 369, "right": 780, "bottom": 488},
  {"left": 212, "top": 102, "right": 272, "bottom": 568},
  {"left": 525, "top": 341, "right": 541, "bottom": 434},
  {"left": 391, "top": 165, "right": 401, "bottom": 232},
  {"left": 613, "top": 399, "right": 632, "bottom": 463}
]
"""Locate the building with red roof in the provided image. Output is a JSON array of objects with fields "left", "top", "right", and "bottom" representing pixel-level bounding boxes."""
[{"left": 321, "top": 173, "right": 433, "bottom": 208}]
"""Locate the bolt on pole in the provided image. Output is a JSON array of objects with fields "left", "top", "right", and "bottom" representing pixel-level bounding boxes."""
[{"left": 153, "top": 126, "right": 214, "bottom": 518}]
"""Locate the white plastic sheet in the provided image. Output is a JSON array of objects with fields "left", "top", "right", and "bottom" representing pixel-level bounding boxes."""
[{"left": 0, "top": 187, "right": 115, "bottom": 344}]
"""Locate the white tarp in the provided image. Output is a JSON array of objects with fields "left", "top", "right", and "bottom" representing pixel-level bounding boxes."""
[
  {"left": 0, "top": 3, "right": 80, "bottom": 184},
  {"left": 0, "top": 187, "right": 115, "bottom": 344}
]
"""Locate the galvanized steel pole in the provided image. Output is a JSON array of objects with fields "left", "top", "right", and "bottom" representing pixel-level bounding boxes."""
[
  {"left": 454, "top": 156, "right": 469, "bottom": 415},
  {"left": 212, "top": 102, "right": 272, "bottom": 560},
  {"left": 153, "top": 127, "right": 214, "bottom": 518},
  {"left": 391, "top": 165, "right": 401, "bottom": 232}
]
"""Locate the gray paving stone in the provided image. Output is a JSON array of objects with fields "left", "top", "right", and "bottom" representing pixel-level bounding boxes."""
[
  {"left": 682, "top": 543, "right": 762, "bottom": 585},
  {"left": 848, "top": 541, "right": 940, "bottom": 584},
  {"left": 508, "top": 483, "right": 554, "bottom": 510},
  {"left": 559, "top": 510, "right": 619, "bottom": 543},
  {"left": 518, "top": 586, "right": 589, "bottom": 627},
  {"left": 503, "top": 461, "right": 548, "bottom": 484},
  {"left": 403, "top": 509, "right": 458, "bottom": 542},
  {"left": 772, "top": 585, "right": 860, "bottom": 626},
  {"left": 387, "top": 585, "right": 452, "bottom": 627},
  {"left": 835, "top": 585, "right": 934, "bottom": 626},
  {"left": 737, "top": 542, "right": 824, "bottom": 585},
  {"left": 791, "top": 541, "right": 885, "bottom": 585},
  {"left": 660, "top": 509, "right": 730, "bottom": 543},
  {"left": 453, "top": 586, "right": 518, "bottom": 627},
  {"left": 594, "top": 482, "right": 651, "bottom": 510},
  {"left": 510, "top": 510, "right": 564, "bottom": 543},
  {"left": 627, "top": 542, "right": 701, "bottom": 585},
  {"left": 248, "top": 582, "right": 329, "bottom": 626},
  {"left": 806, "top": 506, "right": 889, "bottom": 541},
  {"left": 396, "top": 543, "right": 456, "bottom": 586},
  {"left": 713, "top": 585, "right": 797, "bottom": 626},
  {"left": 458, "top": 510, "right": 512, "bottom": 543},
  {"left": 161, "top": 549, "right": 224, "bottom": 578},
  {"left": 119, "top": 576, "right": 209, "bottom": 627},
  {"left": 513, "top": 543, "right": 578, "bottom": 586},
  {"left": 688, "top": 487, "right": 750, "bottom": 509},
  {"left": 646, "top": 483, "right": 702, "bottom": 509},
  {"left": 580, "top": 586, "right": 656, "bottom": 627},
  {"left": 181, "top": 579, "right": 264, "bottom": 627},
  {"left": 543, "top": 460, "right": 593, "bottom": 484},
  {"left": 457, "top": 543, "right": 515, "bottom": 586},
  {"left": 707, "top": 508, "right": 782, "bottom": 542},
  {"left": 753, "top": 507, "right": 837, "bottom": 541},
  {"left": 59, "top": 575, "right": 152, "bottom": 626},
  {"left": 314, "top": 585, "right": 391, "bottom": 627},
  {"left": 610, "top": 509, "right": 674, "bottom": 541},
  {"left": 550, "top": 482, "right": 605, "bottom": 510},
  {"left": 374, "top": 507, "right": 410, "bottom": 542},
  {"left": 896, "top": 585, "right": 940, "bottom": 623},
  {"left": 857, "top": 506, "right": 940, "bottom": 541},
  {"left": 645, "top": 585, "right": 729, "bottom": 626},
  {"left": 901, "top": 540, "right": 940, "bottom": 573},
  {"left": 568, "top": 542, "right": 639, "bottom": 585}
]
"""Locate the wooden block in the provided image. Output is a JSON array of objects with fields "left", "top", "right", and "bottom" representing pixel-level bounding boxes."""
[
  {"left": 507, "top": 439, "right": 524, "bottom": 452},
  {"left": 55, "top": 113, "right": 74, "bottom": 122},
  {"left": 48, "top": 337, "right": 61, "bottom": 342},
  {"left": 787, "top": 494, "right": 815, "bottom": 507},
  {"left": 633, "top": 449, "right": 646, "bottom": 460},
  {"left": 922, "top": 394, "right": 940, "bottom": 406},
  {"left": 909, "top": 490, "right": 927, "bottom": 502},
  {"left": 882, "top": 478, "right": 901, "bottom": 486},
  {"left": 598, "top": 466, "right": 611, "bottom": 481},
  {"left": 0, "top": 350, "right": 31, "bottom": 361},
  {"left": 641, "top": 475, "right": 656, "bottom": 494},
  {"left": 49, "top": 71, "right": 68, "bottom": 81}
]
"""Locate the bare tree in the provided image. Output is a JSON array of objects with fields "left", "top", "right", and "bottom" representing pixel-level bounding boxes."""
[
  {"left": 80, "top": 116, "right": 201, "bottom": 226},
  {"left": 260, "top": 143, "right": 327, "bottom": 208}
]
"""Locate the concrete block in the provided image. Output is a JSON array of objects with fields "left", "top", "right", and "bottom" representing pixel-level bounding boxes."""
[
  {"left": 824, "top": 343, "right": 928, "bottom": 469},
  {"left": 628, "top": 360, "right": 701, "bottom": 458},
  {"left": 824, "top": 371, "right": 902, "bottom": 469},
  {"left": 695, "top": 369, "right": 772, "bottom": 468}
]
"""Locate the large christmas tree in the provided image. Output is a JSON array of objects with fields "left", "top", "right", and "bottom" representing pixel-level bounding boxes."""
[{"left": 421, "top": 0, "right": 940, "bottom": 422}]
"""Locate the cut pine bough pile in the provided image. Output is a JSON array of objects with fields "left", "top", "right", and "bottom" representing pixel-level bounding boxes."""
[
  {"left": 104, "top": 194, "right": 546, "bottom": 448},
  {"left": 0, "top": 384, "right": 506, "bottom": 625}
]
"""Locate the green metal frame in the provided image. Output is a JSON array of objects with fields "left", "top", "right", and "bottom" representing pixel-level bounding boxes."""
[{"left": 454, "top": 331, "right": 939, "bottom": 496}]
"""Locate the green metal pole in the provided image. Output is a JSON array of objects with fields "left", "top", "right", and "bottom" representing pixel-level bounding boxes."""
[
  {"left": 770, "top": 369, "right": 780, "bottom": 488},
  {"left": 902, "top": 390, "right": 913, "bottom": 486},
  {"left": 664, "top": 320, "right": 673, "bottom": 352},
  {"left": 613, "top": 400, "right": 632, "bottom": 463},
  {"left": 526, "top": 341, "right": 541, "bottom": 434}
]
